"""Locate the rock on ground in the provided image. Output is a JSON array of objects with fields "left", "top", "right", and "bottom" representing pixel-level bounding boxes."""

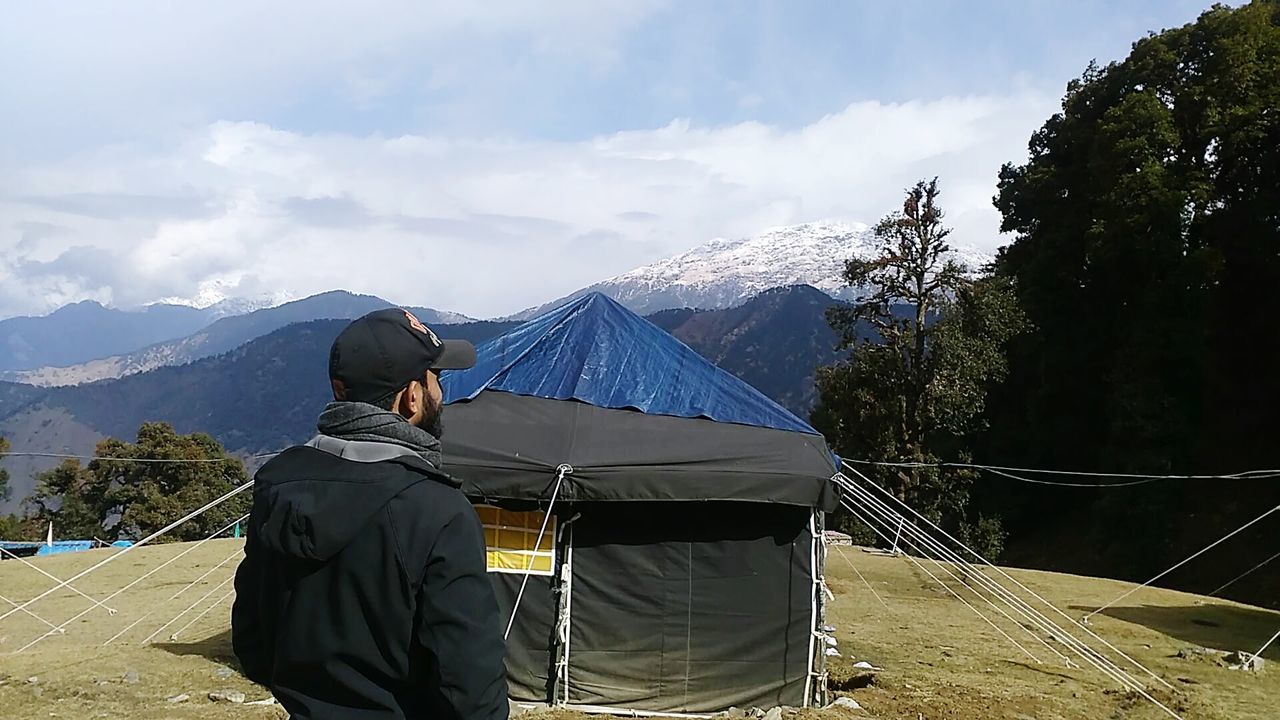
[
  {"left": 1227, "top": 651, "right": 1266, "bottom": 673},
  {"left": 829, "top": 697, "right": 863, "bottom": 711},
  {"left": 209, "top": 690, "right": 247, "bottom": 704}
]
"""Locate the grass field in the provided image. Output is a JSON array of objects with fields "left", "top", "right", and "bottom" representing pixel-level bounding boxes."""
[{"left": 0, "top": 539, "right": 1276, "bottom": 719}]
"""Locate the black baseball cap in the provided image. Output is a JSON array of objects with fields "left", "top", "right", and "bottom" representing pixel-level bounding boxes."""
[{"left": 328, "top": 308, "right": 477, "bottom": 404}]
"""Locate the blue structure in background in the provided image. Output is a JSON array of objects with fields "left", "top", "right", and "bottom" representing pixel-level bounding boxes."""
[
  {"left": 442, "top": 292, "right": 818, "bottom": 435},
  {"left": 0, "top": 539, "right": 135, "bottom": 558}
]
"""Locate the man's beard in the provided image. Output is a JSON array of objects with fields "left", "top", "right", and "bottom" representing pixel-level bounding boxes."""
[{"left": 415, "top": 398, "right": 444, "bottom": 439}]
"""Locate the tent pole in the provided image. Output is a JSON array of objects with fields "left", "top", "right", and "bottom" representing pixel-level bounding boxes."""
[
  {"left": 804, "top": 511, "right": 821, "bottom": 707},
  {"left": 815, "top": 509, "right": 829, "bottom": 708},
  {"left": 554, "top": 522, "right": 576, "bottom": 706}
]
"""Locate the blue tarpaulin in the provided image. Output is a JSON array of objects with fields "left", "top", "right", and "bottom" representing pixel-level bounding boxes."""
[
  {"left": 442, "top": 292, "right": 819, "bottom": 435},
  {"left": 0, "top": 539, "right": 134, "bottom": 557}
]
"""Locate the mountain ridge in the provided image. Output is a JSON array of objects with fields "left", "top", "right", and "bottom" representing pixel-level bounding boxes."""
[
  {"left": 1, "top": 291, "right": 474, "bottom": 387},
  {"left": 0, "top": 301, "right": 216, "bottom": 371},
  {"left": 509, "top": 221, "right": 993, "bottom": 319}
]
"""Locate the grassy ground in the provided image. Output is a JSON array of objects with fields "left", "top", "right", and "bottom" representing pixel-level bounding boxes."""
[{"left": 0, "top": 539, "right": 1276, "bottom": 719}]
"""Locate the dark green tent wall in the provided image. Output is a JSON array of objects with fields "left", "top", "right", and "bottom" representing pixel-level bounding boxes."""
[{"left": 564, "top": 504, "right": 817, "bottom": 711}]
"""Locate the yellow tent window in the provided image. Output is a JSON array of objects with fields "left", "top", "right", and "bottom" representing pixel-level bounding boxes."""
[{"left": 474, "top": 505, "right": 555, "bottom": 576}]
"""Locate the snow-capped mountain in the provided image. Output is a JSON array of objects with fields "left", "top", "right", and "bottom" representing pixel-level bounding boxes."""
[
  {"left": 512, "top": 221, "right": 994, "bottom": 319},
  {"left": 155, "top": 282, "right": 297, "bottom": 319}
]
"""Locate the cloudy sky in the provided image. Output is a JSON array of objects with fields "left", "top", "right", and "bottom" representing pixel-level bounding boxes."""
[{"left": 0, "top": 1, "right": 1214, "bottom": 319}]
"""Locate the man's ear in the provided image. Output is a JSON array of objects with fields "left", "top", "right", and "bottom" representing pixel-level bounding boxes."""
[
  {"left": 405, "top": 380, "right": 425, "bottom": 415},
  {"left": 391, "top": 387, "right": 411, "bottom": 418}
]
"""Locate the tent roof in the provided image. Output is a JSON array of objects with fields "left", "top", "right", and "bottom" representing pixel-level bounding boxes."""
[
  {"left": 441, "top": 292, "right": 818, "bottom": 435},
  {"left": 442, "top": 392, "right": 838, "bottom": 509}
]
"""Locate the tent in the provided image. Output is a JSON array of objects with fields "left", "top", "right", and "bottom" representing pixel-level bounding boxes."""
[{"left": 441, "top": 293, "right": 838, "bottom": 713}]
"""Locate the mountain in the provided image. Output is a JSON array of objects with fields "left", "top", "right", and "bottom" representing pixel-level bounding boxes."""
[
  {"left": 0, "top": 301, "right": 216, "bottom": 371},
  {"left": 0, "top": 318, "right": 518, "bottom": 512},
  {"left": 1, "top": 291, "right": 475, "bottom": 387},
  {"left": 153, "top": 281, "right": 297, "bottom": 317},
  {"left": 511, "top": 221, "right": 993, "bottom": 319}
]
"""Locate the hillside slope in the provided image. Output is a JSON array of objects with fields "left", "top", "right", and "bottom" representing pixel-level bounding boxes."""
[
  {"left": 0, "top": 319, "right": 518, "bottom": 513},
  {"left": 648, "top": 284, "right": 848, "bottom": 415}
]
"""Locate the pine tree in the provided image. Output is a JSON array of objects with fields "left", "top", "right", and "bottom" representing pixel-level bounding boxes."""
[{"left": 813, "top": 179, "right": 1025, "bottom": 552}]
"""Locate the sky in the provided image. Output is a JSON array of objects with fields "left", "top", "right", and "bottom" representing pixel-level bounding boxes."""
[{"left": 0, "top": 0, "right": 1218, "bottom": 319}]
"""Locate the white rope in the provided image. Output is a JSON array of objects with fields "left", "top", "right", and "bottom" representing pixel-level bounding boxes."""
[
  {"left": 0, "top": 480, "right": 252, "bottom": 625},
  {"left": 1085, "top": 503, "right": 1280, "bottom": 622},
  {"left": 1250, "top": 627, "right": 1280, "bottom": 664},
  {"left": 11, "top": 450, "right": 1274, "bottom": 480},
  {"left": 836, "top": 470, "right": 1167, "bottom": 687},
  {"left": 145, "top": 572, "right": 237, "bottom": 644},
  {"left": 9, "top": 449, "right": 1274, "bottom": 479},
  {"left": 839, "top": 461, "right": 1172, "bottom": 681},
  {"left": 837, "top": 475, "right": 1176, "bottom": 714},
  {"left": 0, "top": 451, "right": 281, "bottom": 463},
  {"left": 839, "top": 486, "right": 1073, "bottom": 667},
  {"left": 831, "top": 544, "right": 891, "bottom": 612},
  {"left": 840, "top": 462, "right": 1177, "bottom": 691},
  {"left": 504, "top": 464, "right": 571, "bottom": 641},
  {"left": 104, "top": 536, "right": 247, "bottom": 646},
  {"left": 841, "top": 457, "right": 1280, "bottom": 481},
  {"left": 839, "top": 500, "right": 1040, "bottom": 664},
  {"left": 981, "top": 466, "right": 1160, "bottom": 488},
  {"left": 838, "top": 486, "right": 1076, "bottom": 667},
  {"left": 1210, "top": 549, "right": 1280, "bottom": 597},
  {"left": 0, "top": 591, "right": 61, "bottom": 633},
  {"left": 835, "top": 474, "right": 1084, "bottom": 669},
  {"left": 169, "top": 586, "right": 236, "bottom": 642},
  {"left": 0, "top": 546, "right": 117, "bottom": 615},
  {"left": 16, "top": 516, "right": 245, "bottom": 653}
]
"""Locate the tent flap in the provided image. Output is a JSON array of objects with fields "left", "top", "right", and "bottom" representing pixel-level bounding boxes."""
[{"left": 565, "top": 504, "right": 814, "bottom": 711}]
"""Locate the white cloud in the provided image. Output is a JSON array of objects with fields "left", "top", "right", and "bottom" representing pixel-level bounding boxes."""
[
  {"left": 0, "top": 93, "right": 1056, "bottom": 318},
  {"left": 0, "top": 1, "right": 668, "bottom": 150}
]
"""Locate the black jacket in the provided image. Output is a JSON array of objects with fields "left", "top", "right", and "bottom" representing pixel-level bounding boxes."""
[{"left": 232, "top": 436, "right": 508, "bottom": 720}]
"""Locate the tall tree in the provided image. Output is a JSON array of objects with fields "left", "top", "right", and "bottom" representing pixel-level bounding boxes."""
[
  {"left": 988, "top": 1, "right": 1280, "bottom": 592},
  {"left": 96, "top": 423, "right": 251, "bottom": 542},
  {"left": 25, "top": 423, "right": 250, "bottom": 542},
  {"left": 813, "top": 179, "right": 1025, "bottom": 551}
]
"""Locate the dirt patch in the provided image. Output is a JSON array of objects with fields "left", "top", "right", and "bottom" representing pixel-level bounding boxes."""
[{"left": 829, "top": 672, "right": 877, "bottom": 691}]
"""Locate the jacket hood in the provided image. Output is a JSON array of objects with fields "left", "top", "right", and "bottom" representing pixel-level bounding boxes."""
[{"left": 252, "top": 437, "right": 457, "bottom": 562}]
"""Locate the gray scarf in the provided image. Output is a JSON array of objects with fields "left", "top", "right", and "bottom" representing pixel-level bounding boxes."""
[{"left": 316, "top": 402, "right": 443, "bottom": 468}]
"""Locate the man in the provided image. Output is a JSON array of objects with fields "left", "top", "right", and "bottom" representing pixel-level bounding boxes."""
[{"left": 232, "top": 308, "right": 508, "bottom": 720}]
